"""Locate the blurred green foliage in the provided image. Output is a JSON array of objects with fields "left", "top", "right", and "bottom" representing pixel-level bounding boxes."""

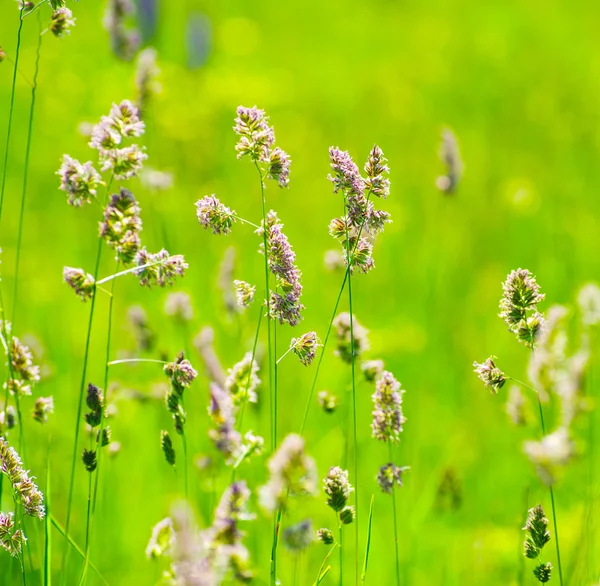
[{"left": 1, "top": 0, "right": 600, "bottom": 584}]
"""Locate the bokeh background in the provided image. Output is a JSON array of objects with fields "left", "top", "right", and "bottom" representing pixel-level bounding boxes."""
[{"left": 1, "top": 0, "right": 599, "bottom": 584}]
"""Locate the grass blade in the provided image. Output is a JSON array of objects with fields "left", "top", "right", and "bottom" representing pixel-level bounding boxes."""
[{"left": 361, "top": 495, "right": 375, "bottom": 583}]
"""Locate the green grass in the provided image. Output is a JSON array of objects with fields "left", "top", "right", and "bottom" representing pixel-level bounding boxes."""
[{"left": 1, "top": 0, "right": 600, "bottom": 584}]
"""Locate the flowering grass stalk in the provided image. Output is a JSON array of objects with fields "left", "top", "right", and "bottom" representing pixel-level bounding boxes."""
[
  {"left": 61, "top": 177, "right": 112, "bottom": 583},
  {"left": 388, "top": 440, "right": 400, "bottom": 586},
  {"left": 12, "top": 18, "right": 42, "bottom": 325}
]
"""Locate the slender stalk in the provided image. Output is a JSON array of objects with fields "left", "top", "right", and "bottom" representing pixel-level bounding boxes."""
[
  {"left": 108, "top": 358, "right": 167, "bottom": 366},
  {"left": 270, "top": 507, "right": 282, "bottom": 586},
  {"left": 61, "top": 177, "right": 113, "bottom": 583},
  {"left": 254, "top": 162, "right": 273, "bottom": 454},
  {"left": 95, "top": 260, "right": 162, "bottom": 285},
  {"left": 300, "top": 271, "right": 348, "bottom": 434},
  {"left": 78, "top": 472, "right": 93, "bottom": 585},
  {"left": 344, "top": 217, "right": 359, "bottom": 586},
  {"left": 44, "top": 440, "right": 52, "bottom": 586},
  {"left": 12, "top": 21, "right": 42, "bottom": 325},
  {"left": 339, "top": 522, "right": 343, "bottom": 586},
  {"left": 236, "top": 305, "right": 264, "bottom": 433},
  {"left": 388, "top": 441, "right": 400, "bottom": 586},
  {"left": 0, "top": 4, "right": 25, "bottom": 223},
  {"left": 273, "top": 320, "right": 278, "bottom": 448},
  {"left": 535, "top": 394, "right": 563, "bottom": 585}
]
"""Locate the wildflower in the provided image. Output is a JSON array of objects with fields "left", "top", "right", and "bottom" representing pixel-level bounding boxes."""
[
  {"left": 97, "top": 427, "right": 112, "bottom": 447},
  {"left": 84, "top": 383, "right": 105, "bottom": 428},
  {"left": 146, "top": 517, "right": 175, "bottom": 559},
  {"left": 333, "top": 313, "right": 369, "bottom": 363},
  {"left": 82, "top": 448, "right": 97, "bottom": 472},
  {"left": 50, "top": 7, "right": 76, "bottom": 37},
  {"left": 323, "top": 466, "right": 353, "bottom": 512},
  {"left": 533, "top": 563, "right": 552, "bottom": 583},
  {"left": 499, "top": 269, "right": 545, "bottom": 347},
  {"left": 49, "top": 0, "right": 66, "bottom": 9},
  {"left": 257, "top": 211, "right": 304, "bottom": 326},
  {"left": 161, "top": 430, "right": 176, "bottom": 466},
  {"left": 103, "top": 0, "right": 140, "bottom": 61},
  {"left": 134, "top": 247, "right": 188, "bottom": 288},
  {"left": 339, "top": 506, "right": 355, "bottom": 525},
  {"left": 371, "top": 370, "right": 406, "bottom": 442},
  {"left": 267, "top": 147, "right": 291, "bottom": 188},
  {"left": 362, "top": 359, "right": 384, "bottom": 383},
  {"left": 166, "top": 389, "right": 186, "bottom": 435},
  {"left": 435, "top": 129, "right": 463, "bottom": 194},
  {"left": 63, "top": 267, "right": 96, "bottom": 301},
  {"left": 135, "top": 48, "right": 161, "bottom": 117},
  {"left": 318, "top": 390, "right": 337, "bottom": 413},
  {"left": 0, "top": 406, "right": 17, "bottom": 433},
  {"left": 578, "top": 283, "right": 600, "bottom": 327},
  {"left": 377, "top": 463, "right": 409, "bottom": 494},
  {"left": 165, "top": 292, "right": 194, "bottom": 322},
  {"left": 0, "top": 437, "right": 45, "bottom": 519},
  {"left": 324, "top": 249, "right": 344, "bottom": 271},
  {"left": 523, "top": 505, "right": 550, "bottom": 559},
  {"left": 506, "top": 385, "right": 529, "bottom": 426},
  {"left": 328, "top": 147, "right": 365, "bottom": 196},
  {"left": 100, "top": 144, "right": 148, "bottom": 180},
  {"left": 234, "top": 106, "right": 275, "bottom": 162},
  {"left": 127, "top": 305, "right": 155, "bottom": 352},
  {"left": 195, "top": 195, "right": 236, "bottom": 235},
  {"left": 240, "top": 431, "right": 264, "bottom": 461},
  {"left": 364, "top": 145, "right": 390, "bottom": 198},
  {"left": 57, "top": 155, "right": 104, "bottom": 207},
  {"left": 218, "top": 247, "right": 237, "bottom": 316},
  {"left": 224, "top": 353, "right": 260, "bottom": 406},
  {"left": 344, "top": 236, "right": 375, "bottom": 274},
  {"left": 194, "top": 327, "right": 226, "bottom": 387},
  {"left": 523, "top": 505, "right": 552, "bottom": 583},
  {"left": 290, "top": 331, "right": 321, "bottom": 366},
  {"left": 140, "top": 167, "right": 172, "bottom": 192},
  {"left": 317, "top": 528, "right": 334, "bottom": 545},
  {"left": 32, "top": 397, "right": 54, "bottom": 424},
  {"left": 99, "top": 188, "right": 142, "bottom": 264},
  {"left": 473, "top": 356, "right": 506, "bottom": 394},
  {"left": 283, "top": 519, "right": 314, "bottom": 552},
  {"left": 208, "top": 383, "right": 242, "bottom": 464},
  {"left": 233, "top": 280, "right": 255, "bottom": 309},
  {"left": 0, "top": 512, "right": 26, "bottom": 557},
  {"left": 524, "top": 427, "right": 574, "bottom": 485},
  {"left": 164, "top": 352, "right": 197, "bottom": 395},
  {"left": 259, "top": 433, "right": 318, "bottom": 512},
  {"left": 3, "top": 334, "right": 40, "bottom": 396}
]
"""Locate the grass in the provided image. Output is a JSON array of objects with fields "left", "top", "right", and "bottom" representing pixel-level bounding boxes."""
[{"left": 1, "top": 0, "right": 600, "bottom": 584}]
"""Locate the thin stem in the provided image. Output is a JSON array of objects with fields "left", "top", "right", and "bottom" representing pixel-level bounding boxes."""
[
  {"left": 21, "top": 0, "right": 49, "bottom": 18},
  {"left": 0, "top": 4, "right": 25, "bottom": 223},
  {"left": 270, "top": 507, "right": 282, "bottom": 586},
  {"left": 339, "top": 523, "right": 343, "bottom": 586},
  {"left": 95, "top": 260, "right": 161, "bottom": 285},
  {"left": 300, "top": 271, "right": 348, "bottom": 434},
  {"left": 345, "top": 216, "right": 359, "bottom": 586},
  {"left": 254, "top": 162, "right": 273, "bottom": 455},
  {"left": 107, "top": 358, "right": 167, "bottom": 366},
  {"left": 389, "top": 441, "right": 400, "bottom": 586},
  {"left": 236, "top": 305, "right": 263, "bottom": 433},
  {"left": 276, "top": 344, "right": 293, "bottom": 365},
  {"left": 78, "top": 473, "right": 93, "bottom": 585},
  {"left": 535, "top": 393, "right": 563, "bottom": 585},
  {"left": 61, "top": 177, "right": 112, "bottom": 584},
  {"left": 233, "top": 214, "right": 260, "bottom": 229},
  {"left": 12, "top": 20, "right": 42, "bottom": 325},
  {"left": 274, "top": 321, "right": 278, "bottom": 448}
]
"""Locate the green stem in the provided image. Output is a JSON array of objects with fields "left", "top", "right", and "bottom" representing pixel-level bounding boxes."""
[
  {"left": 78, "top": 472, "right": 93, "bottom": 585},
  {"left": 61, "top": 177, "right": 112, "bottom": 584},
  {"left": 12, "top": 21, "right": 42, "bottom": 325},
  {"left": 535, "top": 394, "right": 563, "bottom": 585},
  {"left": 274, "top": 320, "right": 278, "bottom": 449},
  {"left": 389, "top": 441, "right": 400, "bottom": 586},
  {"left": 270, "top": 507, "right": 282, "bottom": 586},
  {"left": 44, "top": 440, "right": 52, "bottom": 586},
  {"left": 254, "top": 162, "right": 273, "bottom": 455},
  {"left": 107, "top": 358, "right": 167, "bottom": 366},
  {"left": 339, "top": 523, "right": 343, "bottom": 586},
  {"left": 299, "top": 271, "right": 348, "bottom": 434},
  {"left": 0, "top": 4, "right": 25, "bottom": 223},
  {"left": 344, "top": 213, "right": 359, "bottom": 586}
]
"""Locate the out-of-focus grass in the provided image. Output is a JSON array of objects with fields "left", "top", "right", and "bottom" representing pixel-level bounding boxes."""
[{"left": 1, "top": 0, "right": 600, "bottom": 584}]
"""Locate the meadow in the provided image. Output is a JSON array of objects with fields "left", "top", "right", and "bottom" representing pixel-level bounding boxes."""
[{"left": 0, "top": 0, "right": 599, "bottom": 584}]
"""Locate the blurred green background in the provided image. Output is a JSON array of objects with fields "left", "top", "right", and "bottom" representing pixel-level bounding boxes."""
[{"left": 1, "top": 0, "right": 599, "bottom": 584}]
